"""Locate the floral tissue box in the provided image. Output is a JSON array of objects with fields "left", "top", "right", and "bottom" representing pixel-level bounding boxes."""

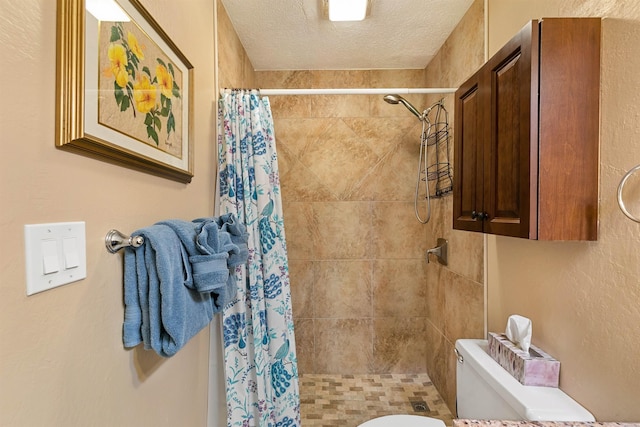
[{"left": 488, "top": 332, "right": 560, "bottom": 387}]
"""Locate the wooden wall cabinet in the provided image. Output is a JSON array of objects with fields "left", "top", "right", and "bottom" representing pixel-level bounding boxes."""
[{"left": 453, "top": 18, "right": 601, "bottom": 240}]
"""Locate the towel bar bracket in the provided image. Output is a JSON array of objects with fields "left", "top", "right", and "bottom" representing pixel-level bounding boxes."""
[{"left": 105, "top": 229, "right": 144, "bottom": 253}]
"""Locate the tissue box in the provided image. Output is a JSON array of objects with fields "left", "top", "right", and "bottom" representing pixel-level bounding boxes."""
[{"left": 488, "top": 332, "right": 560, "bottom": 387}]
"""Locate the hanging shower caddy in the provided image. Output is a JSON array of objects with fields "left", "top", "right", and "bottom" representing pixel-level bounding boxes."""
[{"left": 422, "top": 100, "right": 453, "bottom": 198}]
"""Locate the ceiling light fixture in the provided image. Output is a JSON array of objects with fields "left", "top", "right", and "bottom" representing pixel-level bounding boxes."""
[{"left": 323, "top": 0, "right": 371, "bottom": 22}]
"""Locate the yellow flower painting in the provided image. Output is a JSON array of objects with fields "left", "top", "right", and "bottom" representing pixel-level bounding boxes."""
[
  {"left": 156, "top": 64, "right": 173, "bottom": 98},
  {"left": 127, "top": 31, "right": 145, "bottom": 60},
  {"left": 107, "top": 44, "right": 128, "bottom": 88},
  {"left": 133, "top": 75, "right": 156, "bottom": 114},
  {"left": 98, "top": 21, "right": 183, "bottom": 157}
]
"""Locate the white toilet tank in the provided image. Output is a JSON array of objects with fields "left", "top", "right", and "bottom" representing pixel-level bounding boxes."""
[{"left": 455, "top": 339, "right": 595, "bottom": 421}]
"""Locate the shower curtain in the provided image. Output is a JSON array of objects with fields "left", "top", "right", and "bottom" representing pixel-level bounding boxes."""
[{"left": 217, "top": 89, "right": 300, "bottom": 427}]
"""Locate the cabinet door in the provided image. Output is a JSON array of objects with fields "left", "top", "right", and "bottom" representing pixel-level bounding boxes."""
[
  {"left": 483, "top": 21, "right": 538, "bottom": 238},
  {"left": 537, "top": 18, "right": 600, "bottom": 241},
  {"left": 453, "top": 68, "right": 485, "bottom": 232}
]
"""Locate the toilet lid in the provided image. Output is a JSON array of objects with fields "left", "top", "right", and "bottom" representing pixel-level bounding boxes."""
[{"left": 358, "top": 415, "right": 446, "bottom": 427}]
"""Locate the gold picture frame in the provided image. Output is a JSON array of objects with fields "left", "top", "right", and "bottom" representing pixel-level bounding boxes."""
[{"left": 56, "top": 0, "right": 194, "bottom": 183}]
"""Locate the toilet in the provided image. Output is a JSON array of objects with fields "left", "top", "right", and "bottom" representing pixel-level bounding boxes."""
[{"left": 358, "top": 339, "right": 595, "bottom": 427}]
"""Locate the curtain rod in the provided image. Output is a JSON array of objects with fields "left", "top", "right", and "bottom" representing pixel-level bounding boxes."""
[{"left": 220, "top": 88, "right": 458, "bottom": 96}]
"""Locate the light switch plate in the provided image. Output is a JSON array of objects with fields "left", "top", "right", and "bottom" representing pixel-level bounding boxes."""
[{"left": 24, "top": 222, "right": 87, "bottom": 295}]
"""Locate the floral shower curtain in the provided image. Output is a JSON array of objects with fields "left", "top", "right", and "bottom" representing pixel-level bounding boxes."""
[{"left": 217, "top": 89, "right": 300, "bottom": 427}]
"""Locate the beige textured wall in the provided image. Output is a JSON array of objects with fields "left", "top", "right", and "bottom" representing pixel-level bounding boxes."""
[
  {"left": 0, "top": 0, "right": 218, "bottom": 425},
  {"left": 487, "top": 0, "right": 640, "bottom": 421},
  {"left": 487, "top": 0, "right": 560, "bottom": 55},
  {"left": 421, "top": 0, "right": 486, "bottom": 412}
]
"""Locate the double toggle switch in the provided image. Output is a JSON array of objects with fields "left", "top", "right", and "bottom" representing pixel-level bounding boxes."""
[{"left": 24, "top": 222, "right": 87, "bottom": 295}]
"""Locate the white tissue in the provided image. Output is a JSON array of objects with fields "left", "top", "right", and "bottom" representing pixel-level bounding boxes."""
[{"left": 505, "top": 314, "right": 532, "bottom": 352}]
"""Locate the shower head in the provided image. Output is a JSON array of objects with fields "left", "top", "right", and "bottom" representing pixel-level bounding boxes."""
[{"left": 383, "top": 94, "right": 423, "bottom": 120}]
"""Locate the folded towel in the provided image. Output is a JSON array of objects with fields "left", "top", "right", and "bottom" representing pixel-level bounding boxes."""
[
  {"left": 123, "top": 224, "right": 214, "bottom": 357},
  {"left": 195, "top": 214, "right": 250, "bottom": 309},
  {"left": 213, "top": 213, "right": 250, "bottom": 267},
  {"left": 158, "top": 219, "right": 231, "bottom": 294},
  {"left": 123, "top": 248, "right": 143, "bottom": 348}
]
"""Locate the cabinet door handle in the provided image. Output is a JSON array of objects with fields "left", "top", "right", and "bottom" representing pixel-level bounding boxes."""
[{"left": 471, "top": 211, "right": 489, "bottom": 221}]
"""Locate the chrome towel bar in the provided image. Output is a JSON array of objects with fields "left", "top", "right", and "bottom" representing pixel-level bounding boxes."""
[
  {"left": 105, "top": 229, "right": 144, "bottom": 253},
  {"left": 617, "top": 164, "right": 640, "bottom": 223}
]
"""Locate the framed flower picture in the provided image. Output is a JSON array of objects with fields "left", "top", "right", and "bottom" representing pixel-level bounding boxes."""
[{"left": 56, "top": 0, "right": 194, "bottom": 183}]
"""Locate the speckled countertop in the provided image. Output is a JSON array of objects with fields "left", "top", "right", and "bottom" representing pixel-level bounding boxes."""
[{"left": 453, "top": 421, "right": 640, "bottom": 427}]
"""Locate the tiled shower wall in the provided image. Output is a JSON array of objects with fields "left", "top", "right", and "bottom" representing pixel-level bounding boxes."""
[
  {"left": 218, "top": 0, "right": 486, "bottom": 414},
  {"left": 420, "top": 0, "right": 486, "bottom": 412},
  {"left": 217, "top": 1, "right": 256, "bottom": 91},
  {"left": 255, "top": 70, "right": 434, "bottom": 376}
]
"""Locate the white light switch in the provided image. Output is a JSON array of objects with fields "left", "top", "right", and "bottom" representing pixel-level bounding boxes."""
[
  {"left": 62, "top": 237, "right": 80, "bottom": 269},
  {"left": 25, "top": 222, "right": 87, "bottom": 295},
  {"left": 41, "top": 239, "right": 60, "bottom": 274}
]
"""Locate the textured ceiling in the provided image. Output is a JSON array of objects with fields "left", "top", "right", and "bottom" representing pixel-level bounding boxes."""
[{"left": 220, "top": 0, "right": 475, "bottom": 70}]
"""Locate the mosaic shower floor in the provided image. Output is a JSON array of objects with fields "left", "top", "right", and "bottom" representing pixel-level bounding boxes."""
[{"left": 299, "top": 373, "right": 454, "bottom": 426}]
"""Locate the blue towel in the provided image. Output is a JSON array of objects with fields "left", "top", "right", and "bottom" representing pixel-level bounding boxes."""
[
  {"left": 195, "top": 214, "right": 250, "bottom": 309},
  {"left": 123, "top": 224, "right": 214, "bottom": 357},
  {"left": 123, "top": 249, "right": 143, "bottom": 348},
  {"left": 213, "top": 213, "right": 250, "bottom": 267},
  {"left": 158, "top": 219, "right": 232, "bottom": 295}
]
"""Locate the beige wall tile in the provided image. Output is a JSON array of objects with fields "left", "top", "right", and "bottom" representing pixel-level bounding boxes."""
[
  {"left": 443, "top": 269, "right": 484, "bottom": 343},
  {"left": 300, "top": 120, "right": 380, "bottom": 199},
  {"left": 273, "top": 118, "right": 329, "bottom": 158},
  {"left": 372, "top": 202, "right": 428, "bottom": 258},
  {"left": 294, "top": 319, "right": 315, "bottom": 374},
  {"left": 354, "top": 152, "right": 415, "bottom": 202},
  {"left": 447, "top": 227, "right": 484, "bottom": 284},
  {"left": 422, "top": 326, "right": 457, "bottom": 413},
  {"left": 313, "top": 261, "right": 372, "bottom": 318},
  {"left": 373, "top": 259, "right": 427, "bottom": 317},
  {"left": 289, "top": 260, "right": 315, "bottom": 319},
  {"left": 425, "top": 198, "right": 447, "bottom": 245},
  {"left": 425, "top": 263, "right": 445, "bottom": 331},
  {"left": 257, "top": 70, "right": 313, "bottom": 89},
  {"left": 280, "top": 161, "right": 338, "bottom": 202},
  {"left": 311, "top": 70, "right": 371, "bottom": 88},
  {"left": 424, "top": 322, "right": 449, "bottom": 402},
  {"left": 443, "top": 339, "right": 457, "bottom": 414},
  {"left": 283, "top": 202, "right": 314, "bottom": 259},
  {"left": 373, "top": 317, "right": 428, "bottom": 373},
  {"left": 314, "top": 319, "right": 373, "bottom": 374},
  {"left": 418, "top": 1, "right": 485, "bottom": 413},
  {"left": 436, "top": 0, "right": 485, "bottom": 87},
  {"left": 269, "top": 96, "right": 312, "bottom": 119},
  {"left": 217, "top": 1, "right": 256, "bottom": 89},
  {"left": 242, "top": 53, "right": 257, "bottom": 88},
  {"left": 311, "top": 95, "right": 371, "bottom": 118},
  {"left": 370, "top": 69, "right": 427, "bottom": 87},
  {"left": 274, "top": 141, "right": 294, "bottom": 180},
  {"left": 216, "top": 3, "right": 243, "bottom": 88},
  {"left": 342, "top": 117, "right": 419, "bottom": 158},
  {"left": 312, "top": 202, "right": 372, "bottom": 259}
]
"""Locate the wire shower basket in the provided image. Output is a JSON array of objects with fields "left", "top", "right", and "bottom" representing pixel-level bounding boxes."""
[{"left": 422, "top": 100, "right": 453, "bottom": 198}]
